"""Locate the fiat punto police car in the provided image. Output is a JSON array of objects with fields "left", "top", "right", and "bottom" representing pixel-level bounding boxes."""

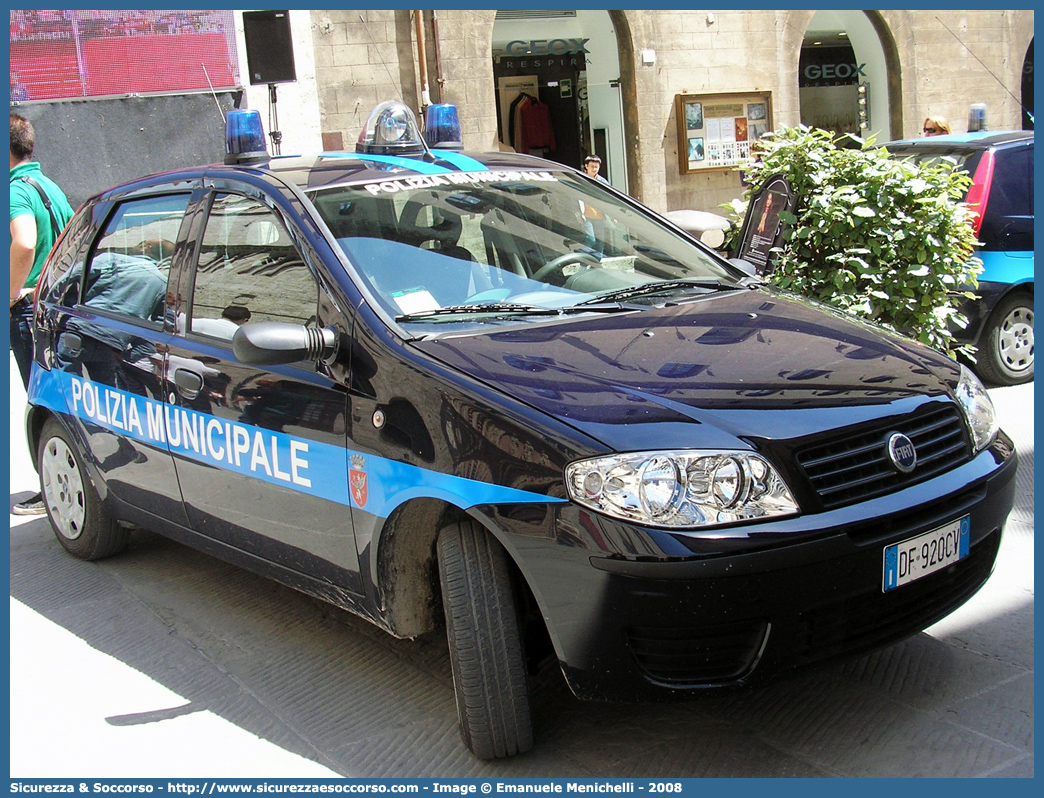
[{"left": 26, "top": 102, "right": 1017, "bottom": 759}]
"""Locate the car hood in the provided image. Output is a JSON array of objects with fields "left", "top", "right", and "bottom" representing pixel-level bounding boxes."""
[{"left": 411, "top": 289, "right": 962, "bottom": 451}]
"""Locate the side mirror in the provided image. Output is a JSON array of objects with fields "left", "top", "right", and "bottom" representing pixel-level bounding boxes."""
[{"left": 232, "top": 322, "right": 339, "bottom": 366}]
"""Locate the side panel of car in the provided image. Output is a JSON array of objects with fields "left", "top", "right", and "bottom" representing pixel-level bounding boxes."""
[
  {"left": 161, "top": 177, "right": 364, "bottom": 596},
  {"left": 339, "top": 297, "right": 596, "bottom": 638}
]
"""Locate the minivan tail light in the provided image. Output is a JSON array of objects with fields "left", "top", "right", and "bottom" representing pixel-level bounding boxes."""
[{"left": 965, "top": 149, "right": 995, "bottom": 239}]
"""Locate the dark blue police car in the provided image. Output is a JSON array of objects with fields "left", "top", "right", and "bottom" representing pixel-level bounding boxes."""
[{"left": 26, "top": 102, "right": 1017, "bottom": 759}]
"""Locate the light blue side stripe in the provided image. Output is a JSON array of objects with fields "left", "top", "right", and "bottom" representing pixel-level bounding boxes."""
[
  {"left": 431, "top": 151, "right": 490, "bottom": 172},
  {"left": 318, "top": 152, "right": 452, "bottom": 174},
  {"left": 317, "top": 151, "right": 492, "bottom": 175},
  {"left": 28, "top": 367, "right": 565, "bottom": 518},
  {"left": 977, "top": 250, "right": 1034, "bottom": 285}
]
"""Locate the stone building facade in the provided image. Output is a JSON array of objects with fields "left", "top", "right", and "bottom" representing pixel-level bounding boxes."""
[
  {"left": 13, "top": 10, "right": 1032, "bottom": 217},
  {"left": 256, "top": 9, "right": 1032, "bottom": 218}
]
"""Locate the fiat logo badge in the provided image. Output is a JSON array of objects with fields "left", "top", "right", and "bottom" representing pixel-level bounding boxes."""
[{"left": 886, "top": 432, "right": 918, "bottom": 473}]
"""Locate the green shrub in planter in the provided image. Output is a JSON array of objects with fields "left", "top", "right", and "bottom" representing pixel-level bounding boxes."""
[{"left": 724, "top": 127, "right": 981, "bottom": 356}]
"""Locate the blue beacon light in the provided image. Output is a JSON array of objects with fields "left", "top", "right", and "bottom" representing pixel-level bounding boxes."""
[
  {"left": 224, "top": 109, "right": 269, "bottom": 164},
  {"left": 424, "top": 103, "right": 462, "bottom": 150}
]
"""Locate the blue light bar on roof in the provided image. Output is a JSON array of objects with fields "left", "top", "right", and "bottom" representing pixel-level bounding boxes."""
[
  {"left": 224, "top": 109, "right": 269, "bottom": 164},
  {"left": 424, "top": 103, "right": 463, "bottom": 150}
]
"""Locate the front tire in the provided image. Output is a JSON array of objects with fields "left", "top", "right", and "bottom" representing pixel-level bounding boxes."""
[
  {"left": 38, "top": 418, "right": 128, "bottom": 560},
  {"left": 437, "top": 519, "right": 534, "bottom": 759},
  {"left": 977, "top": 293, "right": 1034, "bottom": 386}
]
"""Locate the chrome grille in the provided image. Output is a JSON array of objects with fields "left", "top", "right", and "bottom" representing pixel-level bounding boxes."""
[{"left": 796, "top": 405, "right": 972, "bottom": 509}]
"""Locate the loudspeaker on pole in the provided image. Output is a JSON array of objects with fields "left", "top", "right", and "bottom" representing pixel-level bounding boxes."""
[{"left": 243, "top": 10, "right": 296, "bottom": 85}]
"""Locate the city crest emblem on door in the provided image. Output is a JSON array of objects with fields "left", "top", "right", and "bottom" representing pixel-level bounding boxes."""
[{"left": 350, "top": 454, "right": 368, "bottom": 508}]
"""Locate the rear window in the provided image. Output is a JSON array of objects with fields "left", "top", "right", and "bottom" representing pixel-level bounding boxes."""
[
  {"left": 79, "top": 194, "right": 189, "bottom": 325},
  {"left": 886, "top": 145, "right": 983, "bottom": 181},
  {"left": 986, "top": 146, "right": 1033, "bottom": 219},
  {"left": 980, "top": 145, "right": 1033, "bottom": 249}
]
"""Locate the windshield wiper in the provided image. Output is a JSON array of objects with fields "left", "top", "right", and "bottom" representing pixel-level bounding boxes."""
[
  {"left": 573, "top": 279, "right": 746, "bottom": 306},
  {"left": 396, "top": 302, "right": 562, "bottom": 322},
  {"left": 396, "top": 300, "right": 637, "bottom": 322}
]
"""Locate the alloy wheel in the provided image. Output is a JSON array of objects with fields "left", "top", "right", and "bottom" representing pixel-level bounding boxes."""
[{"left": 41, "top": 436, "right": 87, "bottom": 540}]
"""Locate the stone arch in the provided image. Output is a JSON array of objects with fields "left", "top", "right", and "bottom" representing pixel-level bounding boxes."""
[
  {"left": 1022, "top": 38, "right": 1034, "bottom": 130},
  {"left": 608, "top": 10, "right": 641, "bottom": 200},
  {"left": 794, "top": 10, "right": 902, "bottom": 141}
]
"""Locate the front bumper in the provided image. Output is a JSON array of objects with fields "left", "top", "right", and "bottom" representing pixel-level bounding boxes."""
[{"left": 480, "top": 432, "right": 1017, "bottom": 703}]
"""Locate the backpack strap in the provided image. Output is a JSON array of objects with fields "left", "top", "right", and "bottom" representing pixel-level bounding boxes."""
[{"left": 19, "top": 175, "right": 62, "bottom": 240}]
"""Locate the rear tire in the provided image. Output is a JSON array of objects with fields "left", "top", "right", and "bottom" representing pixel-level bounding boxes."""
[
  {"left": 38, "top": 418, "right": 129, "bottom": 560},
  {"left": 977, "top": 293, "right": 1034, "bottom": 386},
  {"left": 437, "top": 519, "right": 533, "bottom": 759}
]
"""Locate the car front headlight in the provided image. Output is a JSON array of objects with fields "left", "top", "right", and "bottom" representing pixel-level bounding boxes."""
[
  {"left": 564, "top": 450, "right": 799, "bottom": 529},
  {"left": 955, "top": 364, "right": 999, "bottom": 452}
]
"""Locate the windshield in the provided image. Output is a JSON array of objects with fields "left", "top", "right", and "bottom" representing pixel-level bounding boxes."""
[{"left": 308, "top": 169, "right": 741, "bottom": 331}]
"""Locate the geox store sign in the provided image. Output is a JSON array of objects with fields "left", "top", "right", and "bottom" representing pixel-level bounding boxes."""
[
  {"left": 505, "top": 38, "right": 591, "bottom": 56},
  {"left": 799, "top": 46, "right": 866, "bottom": 87}
]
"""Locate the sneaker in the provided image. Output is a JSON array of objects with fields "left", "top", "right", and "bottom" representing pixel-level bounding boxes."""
[{"left": 13, "top": 492, "right": 47, "bottom": 516}]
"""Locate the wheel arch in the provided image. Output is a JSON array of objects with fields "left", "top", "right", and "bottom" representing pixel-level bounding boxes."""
[
  {"left": 373, "top": 497, "right": 469, "bottom": 639},
  {"left": 1004, "top": 281, "right": 1034, "bottom": 299},
  {"left": 26, "top": 407, "right": 116, "bottom": 506},
  {"left": 24, "top": 403, "right": 55, "bottom": 473},
  {"left": 372, "top": 497, "right": 550, "bottom": 651},
  {"left": 986, "top": 281, "right": 1034, "bottom": 326}
]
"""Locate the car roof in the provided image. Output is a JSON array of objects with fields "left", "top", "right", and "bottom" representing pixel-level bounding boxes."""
[
  {"left": 91, "top": 148, "right": 577, "bottom": 204},
  {"left": 232, "top": 149, "right": 570, "bottom": 189},
  {"left": 271, "top": 149, "right": 572, "bottom": 192},
  {"left": 886, "top": 131, "right": 1033, "bottom": 151}
]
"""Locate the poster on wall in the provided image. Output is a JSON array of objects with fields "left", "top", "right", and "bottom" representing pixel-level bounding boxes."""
[{"left": 676, "top": 91, "right": 773, "bottom": 174}]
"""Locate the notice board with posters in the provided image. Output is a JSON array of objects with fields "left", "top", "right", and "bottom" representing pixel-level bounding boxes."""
[{"left": 676, "top": 91, "right": 772, "bottom": 174}]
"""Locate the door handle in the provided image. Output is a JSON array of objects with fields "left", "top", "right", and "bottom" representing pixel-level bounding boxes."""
[{"left": 173, "top": 368, "right": 204, "bottom": 400}]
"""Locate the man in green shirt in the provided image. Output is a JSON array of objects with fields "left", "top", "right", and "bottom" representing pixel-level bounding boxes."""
[{"left": 10, "top": 112, "right": 74, "bottom": 514}]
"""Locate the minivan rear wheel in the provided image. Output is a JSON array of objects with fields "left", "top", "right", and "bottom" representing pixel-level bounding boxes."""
[
  {"left": 978, "top": 293, "right": 1034, "bottom": 386},
  {"left": 437, "top": 519, "right": 534, "bottom": 759},
  {"left": 38, "top": 418, "right": 129, "bottom": 560}
]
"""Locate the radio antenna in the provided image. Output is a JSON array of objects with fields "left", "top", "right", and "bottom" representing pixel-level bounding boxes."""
[
  {"left": 935, "top": 16, "right": 1030, "bottom": 119},
  {"left": 359, "top": 13, "right": 403, "bottom": 103},
  {"left": 201, "top": 63, "right": 226, "bottom": 123}
]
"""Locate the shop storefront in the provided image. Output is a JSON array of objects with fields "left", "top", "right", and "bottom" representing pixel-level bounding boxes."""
[{"left": 490, "top": 10, "right": 629, "bottom": 192}]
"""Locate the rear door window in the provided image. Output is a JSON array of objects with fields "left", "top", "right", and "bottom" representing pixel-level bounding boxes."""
[
  {"left": 980, "top": 145, "right": 1033, "bottom": 250},
  {"left": 82, "top": 194, "right": 188, "bottom": 325}
]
